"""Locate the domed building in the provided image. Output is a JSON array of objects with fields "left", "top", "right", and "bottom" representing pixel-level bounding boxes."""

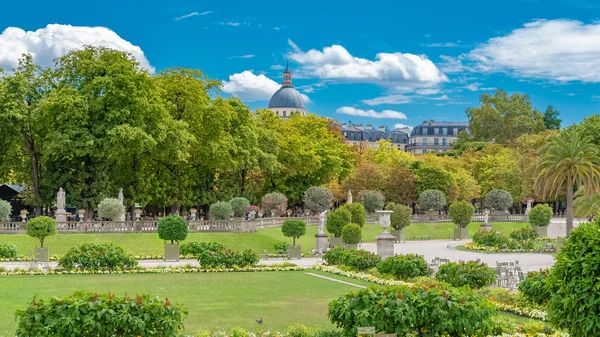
[{"left": 268, "top": 63, "right": 306, "bottom": 117}]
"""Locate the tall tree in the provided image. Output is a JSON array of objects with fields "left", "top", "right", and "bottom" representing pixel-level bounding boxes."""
[
  {"left": 543, "top": 105, "right": 561, "bottom": 130},
  {"left": 535, "top": 129, "right": 600, "bottom": 236}
]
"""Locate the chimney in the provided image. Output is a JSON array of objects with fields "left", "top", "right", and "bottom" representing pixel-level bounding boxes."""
[
  {"left": 378, "top": 126, "right": 385, "bottom": 131},
  {"left": 423, "top": 120, "right": 428, "bottom": 124}
]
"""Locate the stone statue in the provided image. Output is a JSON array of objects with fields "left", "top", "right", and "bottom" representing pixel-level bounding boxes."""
[
  {"left": 526, "top": 200, "right": 533, "bottom": 215},
  {"left": 347, "top": 190, "right": 353, "bottom": 204},
  {"left": 57, "top": 188, "right": 66, "bottom": 211},
  {"left": 118, "top": 188, "right": 124, "bottom": 205},
  {"left": 318, "top": 210, "right": 328, "bottom": 234},
  {"left": 484, "top": 208, "right": 490, "bottom": 225}
]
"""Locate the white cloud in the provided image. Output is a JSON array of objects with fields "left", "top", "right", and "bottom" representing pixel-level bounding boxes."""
[
  {"left": 0, "top": 24, "right": 152, "bottom": 72},
  {"left": 273, "top": 27, "right": 281, "bottom": 30},
  {"left": 425, "top": 42, "right": 459, "bottom": 47},
  {"left": 175, "top": 11, "right": 212, "bottom": 20},
  {"left": 362, "top": 94, "right": 413, "bottom": 105},
  {"left": 270, "top": 64, "right": 285, "bottom": 70},
  {"left": 222, "top": 70, "right": 310, "bottom": 103},
  {"left": 464, "top": 83, "right": 481, "bottom": 91},
  {"left": 415, "top": 88, "right": 441, "bottom": 95},
  {"left": 227, "top": 54, "right": 255, "bottom": 59},
  {"left": 464, "top": 19, "right": 600, "bottom": 82},
  {"left": 336, "top": 106, "right": 407, "bottom": 119}
]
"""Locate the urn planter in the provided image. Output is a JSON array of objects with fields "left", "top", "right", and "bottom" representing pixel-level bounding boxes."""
[
  {"left": 533, "top": 225, "right": 548, "bottom": 238},
  {"left": 390, "top": 229, "right": 406, "bottom": 243},
  {"left": 454, "top": 227, "right": 469, "bottom": 240},
  {"left": 164, "top": 243, "right": 180, "bottom": 261},
  {"left": 287, "top": 245, "right": 301, "bottom": 259},
  {"left": 34, "top": 247, "right": 49, "bottom": 263},
  {"left": 330, "top": 236, "right": 343, "bottom": 247},
  {"left": 344, "top": 243, "right": 358, "bottom": 250}
]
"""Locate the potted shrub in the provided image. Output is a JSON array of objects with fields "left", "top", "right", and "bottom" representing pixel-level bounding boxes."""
[
  {"left": 342, "top": 223, "right": 362, "bottom": 249},
  {"left": 357, "top": 190, "right": 385, "bottom": 213},
  {"left": 0, "top": 199, "right": 12, "bottom": 221},
  {"left": 528, "top": 204, "right": 553, "bottom": 237},
  {"left": 158, "top": 215, "right": 188, "bottom": 261},
  {"left": 261, "top": 192, "right": 288, "bottom": 217},
  {"left": 26, "top": 216, "right": 56, "bottom": 262},
  {"left": 449, "top": 201, "right": 475, "bottom": 240},
  {"left": 326, "top": 208, "right": 351, "bottom": 247},
  {"left": 303, "top": 186, "right": 334, "bottom": 214},
  {"left": 486, "top": 189, "right": 513, "bottom": 219},
  {"left": 97, "top": 198, "right": 125, "bottom": 221},
  {"left": 282, "top": 219, "right": 306, "bottom": 259},
  {"left": 418, "top": 189, "right": 446, "bottom": 220},
  {"left": 385, "top": 202, "right": 411, "bottom": 243},
  {"left": 210, "top": 201, "right": 233, "bottom": 220},
  {"left": 339, "top": 203, "right": 367, "bottom": 227},
  {"left": 229, "top": 197, "right": 250, "bottom": 218}
]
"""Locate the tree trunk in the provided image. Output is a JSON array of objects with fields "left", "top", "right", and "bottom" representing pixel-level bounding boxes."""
[
  {"left": 129, "top": 205, "right": 136, "bottom": 221},
  {"left": 24, "top": 135, "right": 41, "bottom": 216},
  {"left": 85, "top": 202, "right": 94, "bottom": 221},
  {"left": 566, "top": 177, "right": 574, "bottom": 237}
]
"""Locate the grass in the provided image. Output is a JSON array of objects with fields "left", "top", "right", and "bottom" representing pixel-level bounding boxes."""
[
  {"left": 0, "top": 271, "right": 363, "bottom": 337},
  {"left": 0, "top": 222, "right": 528, "bottom": 257}
]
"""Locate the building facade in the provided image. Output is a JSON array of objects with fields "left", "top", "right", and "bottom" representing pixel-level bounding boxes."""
[
  {"left": 267, "top": 63, "right": 307, "bottom": 117},
  {"left": 340, "top": 123, "right": 410, "bottom": 150},
  {"left": 406, "top": 120, "right": 469, "bottom": 154}
]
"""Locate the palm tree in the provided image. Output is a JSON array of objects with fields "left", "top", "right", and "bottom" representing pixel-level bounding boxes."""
[
  {"left": 573, "top": 188, "right": 600, "bottom": 220},
  {"left": 535, "top": 128, "right": 600, "bottom": 236}
]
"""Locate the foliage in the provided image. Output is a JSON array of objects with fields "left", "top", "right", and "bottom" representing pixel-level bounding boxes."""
[
  {"left": 180, "top": 241, "right": 226, "bottom": 256},
  {"left": 15, "top": 291, "right": 186, "bottom": 337},
  {"left": 198, "top": 249, "right": 259, "bottom": 268},
  {"left": 325, "top": 208, "right": 351, "bottom": 237},
  {"left": 385, "top": 202, "right": 411, "bottom": 230},
  {"left": 547, "top": 220, "right": 600, "bottom": 337},
  {"left": 281, "top": 219, "right": 306, "bottom": 246},
  {"left": 543, "top": 105, "right": 562, "bottom": 130},
  {"left": 286, "top": 324, "right": 311, "bottom": 337},
  {"left": 97, "top": 198, "right": 125, "bottom": 221},
  {"left": 341, "top": 223, "right": 362, "bottom": 244},
  {"left": 0, "top": 200, "right": 11, "bottom": 221},
  {"left": 26, "top": 216, "right": 56, "bottom": 247},
  {"left": 210, "top": 201, "right": 233, "bottom": 220},
  {"left": 435, "top": 261, "right": 497, "bottom": 289},
  {"left": 473, "top": 231, "right": 515, "bottom": 250},
  {"left": 518, "top": 269, "right": 551, "bottom": 306},
  {"left": 449, "top": 201, "right": 475, "bottom": 228},
  {"left": 486, "top": 189, "right": 513, "bottom": 210},
  {"left": 158, "top": 215, "right": 188, "bottom": 244},
  {"left": 58, "top": 243, "right": 138, "bottom": 271},
  {"left": 376, "top": 254, "right": 432, "bottom": 280},
  {"left": 509, "top": 228, "right": 537, "bottom": 244},
  {"left": 274, "top": 241, "right": 288, "bottom": 252},
  {"left": 528, "top": 204, "right": 553, "bottom": 227},
  {"left": 0, "top": 243, "right": 17, "bottom": 259},
  {"left": 418, "top": 189, "right": 446, "bottom": 211},
  {"left": 229, "top": 197, "right": 250, "bottom": 218},
  {"left": 261, "top": 192, "right": 288, "bottom": 215},
  {"left": 357, "top": 190, "right": 385, "bottom": 212},
  {"left": 338, "top": 203, "right": 366, "bottom": 227},
  {"left": 328, "top": 284, "right": 496, "bottom": 337},
  {"left": 303, "top": 186, "right": 334, "bottom": 214},
  {"left": 322, "top": 247, "right": 381, "bottom": 271},
  {"left": 573, "top": 188, "right": 600, "bottom": 218}
]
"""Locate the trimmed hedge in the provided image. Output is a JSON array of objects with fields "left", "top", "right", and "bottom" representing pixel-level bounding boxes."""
[
  {"left": 341, "top": 223, "right": 361, "bottom": 244},
  {"left": 58, "top": 243, "right": 137, "bottom": 271},
  {"left": 326, "top": 208, "right": 351, "bottom": 237},
  {"left": 198, "top": 249, "right": 259, "bottom": 268},
  {"left": 339, "top": 203, "right": 367, "bottom": 227},
  {"left": 0, "top": 243, "right": 17, "bottom": 259},
  {"left": 449, "top": 201, "right": 475, "bottom": 228},
  {"left": 158, "top": 215, "right": 188, "bottom": 244},
  {"left": 376, "top": 254, "right": 432, "bottom": 280},
  {"left": 528, "top": 204, "right": 553, "bottom": 227},
  {"left": 282, "top": 219, "right": 306, "bottom": 246},
  {"left": 435, "top": 261, "right": 496, "bottom": 289},
  {"left": 180, "top": 241, "right": 226, "bottom": 256},
  {"left": 210, "top": 201, "right": 233, "bottom": 220},
  {"left": 322, "top": 247, "right": 381, "bottom": 271}
]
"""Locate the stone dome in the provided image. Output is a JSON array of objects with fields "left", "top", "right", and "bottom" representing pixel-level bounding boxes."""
[{"left": 268, "top": 87, "right": 306, "bottom": 110}]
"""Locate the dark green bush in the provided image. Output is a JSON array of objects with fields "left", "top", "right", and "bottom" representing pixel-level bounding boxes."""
[
  {"left": 326, "top": 208, "right": 351, "bottom": 237},
  {"left": 376, "top": 254, "right": 432, "bottom": 280},
  {"left": 58, "top": 243, "right": 137, "bottom": 271},
  {"left": 198, "top": 249, "right": 259, "bottom": 268},
  {"left": 0, "top": 243, "right": 17, "bottom": 259},
  {"left": 509, "top": 228, "right": 537, "bottom": 242},
  {"left": 328, "top": 285, "right": 496, "bottom": 336},
  {"left": 385, "top": 202, "right": 411, "bottom": 230},
  {"left": 339, "top": 203, "right": 366, "bottom": 227},
  {"left": 158, "top": 215, "right": 188, "bottom": 244},
  {"left": 436, "top": 261, "right": 497, "bottom": 289},
  {"left": 341, "top": 223, "right": 361, "bottom": 244},
  {"left": 180, "top": 241, "right": 226, "bottom": 256},
  {"left": 282, "top": 219, "right": 306, "bottom": 246},
  {"left": 26, "top": 216, "right": 56, "bottom": 247},
  {"left": 274, "top": 241, "right": 288, "bottom": 252},
  {"left": 449, "top": 201, "right": 475, "bottom": 228},
  {"left": 15, "top": 291, "right": 186, "bottom": 337},
  {"left": 357, "top": 190, "right": 385, "bottom": 213},
  {"left": 518, "top": 269, "right": 550, "bottom": 305},
  {"left": 473, "top": 230, "right": 510, "bottom": 248},
  {"left": 528, "top": 204, "right": 553, "bottom": 227},
  {"left": 323, "top": 247, "right": 381, "bottom": 271}
]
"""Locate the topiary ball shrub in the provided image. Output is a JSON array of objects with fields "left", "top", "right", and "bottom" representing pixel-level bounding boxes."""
[
  {"left": 180, "top": 241, "right": 226, "bottom": 256},
  {"left": 547, "top": 220, "right": 600, "bottom": 337},
  {"left": 158, "top": 215, "right": 188, "bottom": 244},
  {"left": 198, "top": 249, "right": 259, "bottom": 268},
  {"left": 486, "top": 189, "right": 513, "bottom": 211},
  {"left": 303, "top": 186, "right": 334, "bottom": 214},
  {"left": 449, "top": 201, "right": 475, "bottom": 228},
  {"left": 528, "top": 204, "right": 553, "bottom": 227},
  {"left": 385, "top": 202, "right": 412, "bottom": 230},
  {"left": 229, "top": 197, "right": 250, "bottom": 218},
  {"left": 339, "top": 203, "right": 367, "bottom": 227},
  {"left": 0, "top": 243, "right": 17, "bottom": 259},
  {"left": 418, "top": 189, "right": 446, "bottom": 211},
  {"left": 518, "top": 269, "right": 550, "bottom": 306},
  {"left": 261, "top": 192, "right": 288, "bottom": 216},
  {"left": 0, "top": 199, "right": 12, "bottom": 221},
  {"left": 435, "top": 260, "right": 496, "bottom": 289},
  {"left": 26, "top": 216, "right": 56, "bottom": 248},
  {"left": 282, "top": 219, "right": 306, "bottom": 246},
  {"left": 341, "top": 223, "right": 362, "bottom": 244},
  {"left": 15, "top": 291, "right": 186, "bottom": 337},
  {"left": 326, "top": 208, "right": 351, "bottom": 237},
  {"left": 376, "top": 254, "right": 432, "bottom": 280},
  {"left": 59, "top": 243, "right": 138, "bottom": 271},
  {"left": 97, "top": 198, "right": 125, "bottom": 221},
  {"left": 210, "top": 201, "right": 233, "bottom": 220},
  {"left": 322, "top": 247, "right": 381, "bottom": 271},
  {"left": 328, "top": 284, "right": 496, "bottom": 337},
  {"left": 358, "top": 190, "right": 385, "bottom": 213}
]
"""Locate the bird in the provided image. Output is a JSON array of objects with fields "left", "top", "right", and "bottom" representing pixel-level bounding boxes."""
[{"left": 256, "top": 318, "right": 263, "bottom": 325}]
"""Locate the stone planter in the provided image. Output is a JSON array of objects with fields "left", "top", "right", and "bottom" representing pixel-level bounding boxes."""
[
  {"left": 288, "top": 245, "right": 301, "bottom": 259},
  {"left": 533, "top": 225, "right": 548, "bottom": 238},
  {"left": 330, "top": 236, "right": 343, "bottom": 247},
  {"left": 344, "top": 243, "right": 358, "bottom": 250},
  {"left": 163, "top": 243, "right": 180, "bottom": 261},
  {"left": 479, "top": 224, "right": 492, "bottom": 232},
  {"left": 390, "top": 229, "right": 406, "bottom": 243},
  {"left": 454, "top": 227, "right": 469, "bottom": 240},
  {"left": 34, "top": 247, "right": 49, "bottom": 263}
]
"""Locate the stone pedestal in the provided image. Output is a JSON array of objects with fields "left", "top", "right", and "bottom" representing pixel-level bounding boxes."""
[
  {"left": 164, "top": 243, "right": 180, "bottom": 261},
  {"left": 315, "top": 233, "right": 328, "bottom": 255},
  {"left": 34, "top": 247, "right": 49, "bottom": 263},
  {"left": 55, "top": 209, "right": 67, "bottom": 223},
  {"left": 480, "top": 224, "right": 492, "bottom": 232},
  {"left": 376, "top": 234, "right": 395, "bottom": 260}
]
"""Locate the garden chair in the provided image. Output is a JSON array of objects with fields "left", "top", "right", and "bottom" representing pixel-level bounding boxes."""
[{"left": 357, "top": 327, "right": 375, "bottom": 337}]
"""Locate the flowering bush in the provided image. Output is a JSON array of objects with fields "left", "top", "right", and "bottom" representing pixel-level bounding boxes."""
[
  {"left": 15, "top": 291, "right": 186, "bottom": 337},
  {"left": 261, "top": 192, "right": 288, "bottom": 215},
  {"left": 0, "top": 243, "right": 17, "bottom": 259},
  {"left": 486, "top": 189, "right": 513, "bottom": 211},
  {"left": 229, "top": 197, "right": 250, "bottom": 218},
  {"left": 198, "top": 249, "right": 259, "bottom": 268},
  {"left": 210, "top": 201, "right": 233, "bottom": 220},
  {"left": 509, "top": 228, "right": 537, "bottom": 242},
  {"left": 518, "top": 269, "right": 551, "bottom": 305},
  {"left": 97, "top": 197, "right": 125, "bottom": 221},
  {"left": 358, "top": 190, "right": 385, "bottom": 213},
  {"left": 435, "top": 260, "right": 496, "bottom": 289},
  {"left": 528, "top": 204, "right": 553, "bottom": 227},
  {"left": 180, "top": 241, "right": 226, "bottom": 256},
  {"left": 247, "top": 205, "right": 260, "bottom": 213},
  {"left": 418, "top": 189, "right": 446, "bottom": 211},
  {"left": 0, "top": 199, "right": 11, "bottom": 221},
  {"left": 376, "top": 254, "right": 432, "bottom": 280},
  {"left": 322, "top": 247, "right": 381, "bottom": 271},
  {"left": 58, "top": 243, "right": 138, "bottom": 271},
  {"left": 303, "top": 186, "right": 334, "bottom": 214},
  {"left": 473, "top": 230, "right": 513, "bottom": 249}
]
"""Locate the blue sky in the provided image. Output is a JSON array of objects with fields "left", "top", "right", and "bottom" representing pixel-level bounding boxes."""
[{"left": 1, "top": 0, "right": 600, "bottom": 129}]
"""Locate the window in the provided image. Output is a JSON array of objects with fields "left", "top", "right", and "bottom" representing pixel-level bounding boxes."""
[
  {"left": 343, "top": 131, "right": 347, "bottom": 137},
  {"left": 453, "top": 127, "right": 458, "bottom": 135},
  {"left": 422, "top": 127, "right": 428, "bottom": 135},
  {"left": 442, "top": 138, "right": 447, "bottom": 146},
  {"left": 434, "top": 138, "right": 439, "bottom": 146},
  {"left": 434, "top": 128, "right": 439, "bottom": 135},
  {"left": 422, "top": 138, "right": 428, "bottom": 146},
  {"left": 442, "top": 128, "right": 448, "bottom": 135}
]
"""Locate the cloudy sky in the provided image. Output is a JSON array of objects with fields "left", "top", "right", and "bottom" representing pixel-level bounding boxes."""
[{"left": 1, "top": 0, "right": 599, "bottom": 128}]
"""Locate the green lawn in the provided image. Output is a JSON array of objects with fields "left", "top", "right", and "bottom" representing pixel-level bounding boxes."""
[
  {"left": 0, "top": 222, "right": 527, "bottom": 257},
  {"left": 0, "top": 271, "right": 363, "bottom": 337}
]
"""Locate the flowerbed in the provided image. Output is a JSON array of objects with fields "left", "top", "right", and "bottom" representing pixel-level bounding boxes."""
[
  {"left": 460, "top": 241, "right": 556, "bottom": 253},
  {"left": 0, "top": 254, "right": 198, "bottom": 262}
]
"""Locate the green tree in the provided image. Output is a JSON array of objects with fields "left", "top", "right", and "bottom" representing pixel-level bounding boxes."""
[
  {"left": 385, "top": 202, "right": 412, "bottom": 230},
  {"left": 158, "top": 215, "right": 188, "bottom": 244},
  {"left": 543, "top": 105, "right": 561, "bottom": 130},
  {"left": 326, "top": 208, "right": 351, "bottom": 237},
  {"left": 281, "top": 219, "right": 306, "bottom": 246},
  {"left": 341, "top": 223, "right": 362, "bottom": 244},
  {"left": 535, "top": 129, "right": 600, "bottom": 235},
  {"left": 26, "top": 216, "right": 56, "bottom": 248},
  {"left": 449, "top": 201, "right": 475, "bottom": 228}
]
